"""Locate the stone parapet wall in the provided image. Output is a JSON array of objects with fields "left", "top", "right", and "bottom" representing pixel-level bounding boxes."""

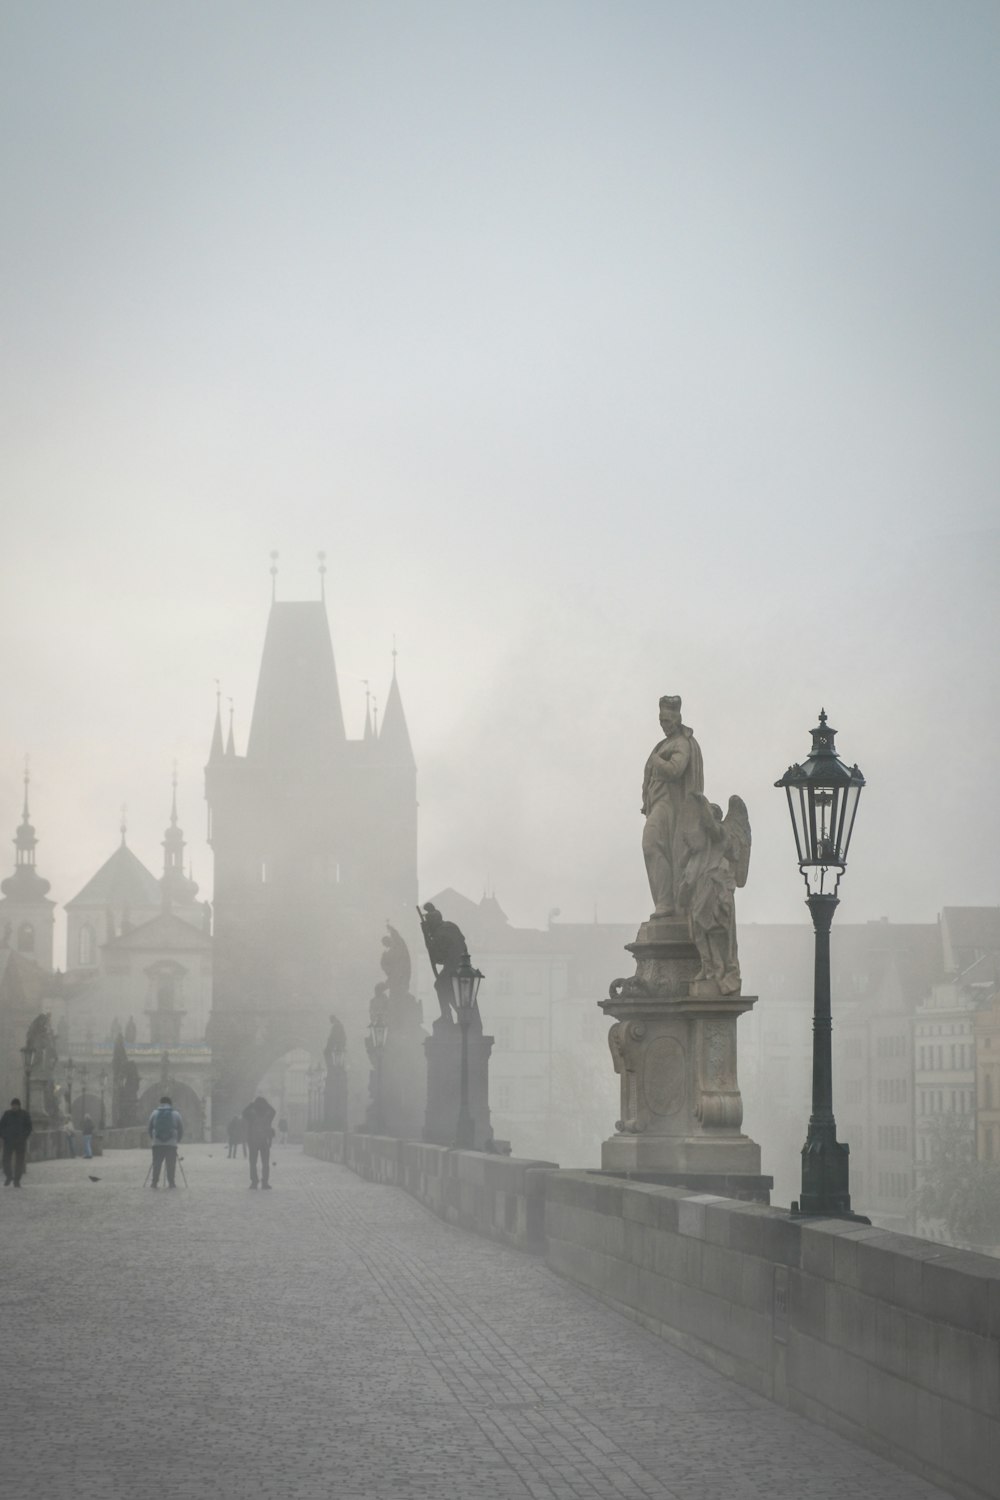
[
  {"left": 307, "top": 1131, "right": 999, "bottom": 1500},
  {"left": 545, "top": 1171, "right": 1000, "bottom": 1500},
  {"left": 303, "top": 1131, "right": 556, "bottom": 1251}
]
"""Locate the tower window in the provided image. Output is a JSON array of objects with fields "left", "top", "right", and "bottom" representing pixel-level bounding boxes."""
[
  {"left": 260, "top": 861, "right": 268, "bottom": 885},
  {"left": 16, "top": 922, "right": 34, "bottom": 954}
]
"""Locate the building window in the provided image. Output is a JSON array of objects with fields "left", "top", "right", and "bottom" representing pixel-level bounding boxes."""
[
  {"left": 495, "top": 1081, "right": 514, "bottom": 1112},
  {"left": 16, "top": 922, "right": 34, "bottom": 954},
  {"left": 984, "top": 1074, "right": 994, "bottom": 1110},
  {"left": 79, "top": 923, "right": 95, "bottom": 966},
  {"left": 497, "top": 969, "right": 512, "bottom": 996},
  {"left": 495, "top": 1022, "right": 513, "bottom": 1052}
]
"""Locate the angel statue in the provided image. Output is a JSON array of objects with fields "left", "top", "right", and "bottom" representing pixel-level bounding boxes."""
[{"left": 677, "top": 793, "right": 751, "bottom": 995}]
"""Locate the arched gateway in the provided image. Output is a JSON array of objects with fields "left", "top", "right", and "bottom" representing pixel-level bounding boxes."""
[{"left": 203, "top": 588, "right": 419, "bottom": 1138}]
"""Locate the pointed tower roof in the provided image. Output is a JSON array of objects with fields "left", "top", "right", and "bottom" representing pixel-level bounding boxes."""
[
  {"left": 66, "top": 835, "right": 162, "bottom": 911},
  {"left": 225, "top": 700, "right": 236, "bottom": 757},
  {"left": 246, "top": 601, "right": 346, "bottom": 766},
  {"left": 1, "top": 762, "right": 51, "bottom": 902},
  {"left": 379, "top": 659, "right": 415, "bottom": 766},
  {"left": 209, "top": 688, "right": 224, "bottom": 762}
]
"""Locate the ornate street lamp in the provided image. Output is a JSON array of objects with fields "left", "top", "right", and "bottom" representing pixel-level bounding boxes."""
[
  {"left": 367, "top": 1016, "right": 388, "bottom": 1134},
  {"left": 452, "top": 951, "right": 483, "bottom": 1150},
  {"left": 776, "top": 709, "right": 868, "bottom": 1220},
  {"left": 21, "top": 1042, "right": 36, "bottom": 1115}
]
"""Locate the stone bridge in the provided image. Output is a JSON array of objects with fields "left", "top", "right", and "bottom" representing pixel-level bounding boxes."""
[{"left": 3, "top": 1139, "right": 988, "bottom": 1500}]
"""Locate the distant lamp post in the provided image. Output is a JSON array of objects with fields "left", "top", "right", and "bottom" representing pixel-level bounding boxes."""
[
  {"left": 367, "top": 1016, "right": 388, "bottom": 1134},
  {"left": 98, "top": 1069, "right": 108, "bottom": 1131},
  {"left": 21, "top": 1043, "right": 36, "bottom": 1115},
  {"left": 776, "top": 709, "right": 868, "bottom": 1220},
  {"left": 79, "top": 1063, "right": 88, "bottom": 1124},
  {"left": 66, "top": 1058, "right": 75, "bottom": 1116},
  {"left": 452, "top": 951, "right": 484, "bottom": 1150}
]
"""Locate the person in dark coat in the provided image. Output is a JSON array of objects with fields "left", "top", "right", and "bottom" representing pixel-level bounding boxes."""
[
  {"left": 242, "top": 1096, "right": 276, "bottom": 1189},
  {"left": 0, "top": 1098, "right": 33, "bottom": 1186}
]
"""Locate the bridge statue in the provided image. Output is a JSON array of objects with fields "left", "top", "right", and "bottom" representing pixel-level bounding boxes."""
[{"left": 601, "top": 694, "right": 768, "bottom": 1200}]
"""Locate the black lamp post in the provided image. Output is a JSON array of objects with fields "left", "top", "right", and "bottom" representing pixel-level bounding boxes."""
[
  {"left": 452, "top": 951, "right": 483, "bottom": 1150},
  {"left": 21, "top": 1043, "right": 35, "bottom": 1115},
  {"left": 776, "top": 709, "right": 868, "bottom": 1220},
  {"left": 368, "top": 1016, "right": 388, "bottom": 1134},
  {"left": 66, "top": 1058, "right": 75, "bottom": 1116},
  {"left": 99, "top": 1069, "right": 108, "bottom": 1131},
  {"left": 79, "top": 1063, "right": 88, "bottom": 1123}
]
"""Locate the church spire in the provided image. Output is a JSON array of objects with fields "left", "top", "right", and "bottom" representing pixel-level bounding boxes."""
[
  {"left": 226, "top": 699, "right": 236, "bottom": 757},
  {"left": 162, "top": 765, "right": 198, "bottom": 907},
  {"left": 379, "top": 650, "right": 415, "bottom": 766},
  {"left": 362, "top": 680, "right": 373, "bottom": 742},
  {"left": 1, "top": 757, "right": 50, "bottom": 900}
]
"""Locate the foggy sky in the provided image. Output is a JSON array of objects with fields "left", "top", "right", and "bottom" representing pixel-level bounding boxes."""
[{"left": 2, "top": 1, "right": 998, "bottom": 953}]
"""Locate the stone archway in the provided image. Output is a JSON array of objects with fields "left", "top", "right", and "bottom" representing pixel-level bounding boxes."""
[
  {"left": 137, "top": 1079, "right": 205, "bottom": 1142},
  {"left": 208, "top": 1009, "right": 329, "bottom": 1141}
]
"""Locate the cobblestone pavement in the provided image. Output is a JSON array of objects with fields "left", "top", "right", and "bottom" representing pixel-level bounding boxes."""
[{"left": 2, "top": 1147, "right": 951, "bottom": 1500}]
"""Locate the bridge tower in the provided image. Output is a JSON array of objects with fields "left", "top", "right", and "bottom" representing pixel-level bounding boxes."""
[{"left": 205, "top": 588, "right": 417, "bottom": 1133}]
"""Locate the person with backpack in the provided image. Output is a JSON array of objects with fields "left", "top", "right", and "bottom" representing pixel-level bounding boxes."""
[{"left": 148, "top": 1094, "right": 183, "bottom": 1188}]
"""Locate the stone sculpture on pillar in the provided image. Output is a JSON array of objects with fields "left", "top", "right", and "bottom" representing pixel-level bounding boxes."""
[
  {"left": 323, "top": 1013, "right": 348, "bottom": 1131},
  {"left": 418, "top": 903, "right": 494, "bottom": 1150},
  {"left": 600, "top": 695, "right": 769, "bottom": 1199}
]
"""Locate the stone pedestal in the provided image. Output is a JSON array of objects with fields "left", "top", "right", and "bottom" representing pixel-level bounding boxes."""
[
  {"left": 323, "top": 1063, "right": 348, "bottom": 1132},
  {"left": 371, "top": 1024, "right": 427, "bottom": 1138},
  {"left": 423, "top": 1022, "right": 494, "bottom": 1151},
  {"left": 600, "top": 917, "right": 768, "bottom": 1198}
]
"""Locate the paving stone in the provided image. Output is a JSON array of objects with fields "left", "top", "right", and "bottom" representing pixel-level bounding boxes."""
[{"left": 0, "top": 1147, "right": 952, "bottom": 1500}]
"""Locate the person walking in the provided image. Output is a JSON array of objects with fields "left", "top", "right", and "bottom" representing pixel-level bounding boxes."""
[
  {"left": 0, "top": 1097, "right": 33, "bottom": 1186},
  {"left": 63, "top": 1116, "right": 77, "bottom": 1158},
  {"left": 81, "top": 1113, "right": 95, "bottom": 1160},
  {"left": 226, "top": 1116, "right": 241, "bottom": 1159},
  {"left": 242, "top": 1095, "right": 276, "bottom": 1189},
  {"left": 147, "top": 1094, "right": 183, "bottom": 1189}
]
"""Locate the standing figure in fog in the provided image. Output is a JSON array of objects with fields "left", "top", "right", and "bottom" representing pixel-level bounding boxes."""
[
  {"left": 641, "top": 695, "right": 704, "bottom": 918},
  {"left": 243, "top": 1096, "right": 276, "bottom": 1189},
  {"left": 0, "top": 1097, "right": 32, "bottom": 1186}
]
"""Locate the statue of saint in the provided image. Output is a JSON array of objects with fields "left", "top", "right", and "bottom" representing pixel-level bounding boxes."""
[
  {"left": 677, "top": 794, "right": 751, "bottom": 994},
  {"left": 417, "top": 902, "right": 471, "bottom": 1026},
  {"left": 25, "top": 1012, "right": 58, "bottom": 1073},
  {"left": 641, "top": 696, "right": 704, "bottom": 917}
]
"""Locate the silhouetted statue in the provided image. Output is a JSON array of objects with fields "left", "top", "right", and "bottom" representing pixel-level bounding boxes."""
[
  {"left": 641, "top": 695, "right": 704, "bottom": 918},
  {"left": 380, "top": 923, "right": 411, "bottom": 999},
  {"left": 323, "top": 1014, "right": 347, "bottom": 1070},
  {"left": 417, "top": 903, "right": 469, "bottom": 1026}
]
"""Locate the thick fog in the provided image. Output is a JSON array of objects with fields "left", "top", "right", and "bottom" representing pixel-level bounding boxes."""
[{"left": 2, "top": 1, "right": 998, "bottom": 936}]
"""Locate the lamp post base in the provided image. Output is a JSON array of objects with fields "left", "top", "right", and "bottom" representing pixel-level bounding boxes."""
[{"left": 793, "top": 1133, "right": 870, "bottom": 1222}]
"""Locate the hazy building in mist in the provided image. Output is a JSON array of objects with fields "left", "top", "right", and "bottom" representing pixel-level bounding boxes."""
[
  {"left": 835, "top": 923, "right": 941, "bottom": 1234},
  {"left": 915, "top": 907, "right": 1000, "bottom": 1241},
  {"left": 205, "top": 594, "right": 417, "bottom": 1130}
]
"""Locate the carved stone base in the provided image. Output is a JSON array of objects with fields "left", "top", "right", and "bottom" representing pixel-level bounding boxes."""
[
  {"left": 423, "top": 1026, "right": 494, "bottom": 1151},
  {"left": 600, "top": 917, "right": 763, "bottom": 1187}
]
